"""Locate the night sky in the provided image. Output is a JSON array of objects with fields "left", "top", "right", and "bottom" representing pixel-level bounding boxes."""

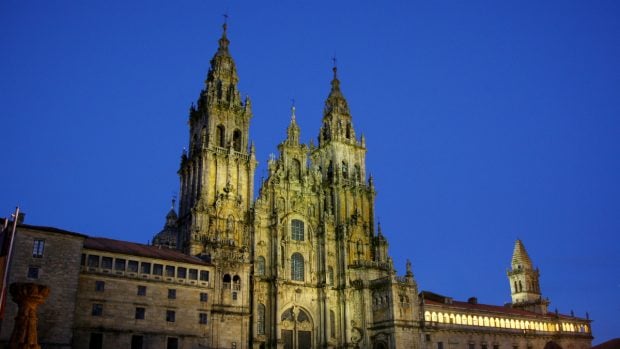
[{"left": 1, "top": 1, "right": 618, "bottom": 344}]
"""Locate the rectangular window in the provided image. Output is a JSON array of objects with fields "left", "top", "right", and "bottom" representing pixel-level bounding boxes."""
[
  {"left": 199, "top": 312, "right": 208, "bottom": 324},
  {"left": 140, "top": 262, "right": 151, "bottom": 274},
  {"left": 425, "top": 334, "right": 431, "bottom": 342},
  {"left": 189, "top": 268, "right": 198, "bottom": 280},
  {"left": 81, "top": 254, "right": 86, "bottom": 266},
  {"left": 27, "top": 266, "right": 39, "bottom": 279},
  {"left": 128, "top": 260, "right": 139, "bottom": 272},
  {"left": 438, "top": 342, "right": 444, "bottom": 349},
  {"left": 200, "top": 292, "right": 208, "bottom": 302},
  {"left": 165, "top": 265, "right": 175, "bottom": 277},
  {"left": 166, "top": 310, "right": 176, "bottom": 322},
  {"left": 494, "top": 345, "right": 500, "bottom": 349},
  {"left": 131, "top": 335, "right": 143, "bottom": 349},
  {"left": 101, "top": 257, "right": 113, "bottom": 269},
  {"left": 200, "top": 270, "right": 209, "bottom": 281},
  {"left": 89, "top": 333, "right": 103, "bottom": 349},
  {"left": 167, "top": 337, "right": 178, "bottom": 349},
  {"left": 92, "top": 303, "right": 103, "bottom": 316},
  {"left": 153, "top": 264, "right": 163, "bottom": 276},
  {"left": 114, "top": 258, "right": 126, "bottom": 271},
  {"left": 469, "top": 344, "right": 475, "bottom": 349},
  {"left": 95, "top": 280, "right": 105, "bottom": 292},
  {"left": 32, "top": 239, "right": 45, "bottom": 258},
  {"left": 482, "top": 345, "right": 488, "bottom": 349},
  {"left": 87, "top": 255, "right": 100, "bottom": 267},
  {"left": 137, "top": 285, "right": 147, "bottom": 296},
  {"left": 135, "top": 307, "right": 145, "bottom": 320},
  {"left": 177, "top": 267, "right": 186, "bottom": 278},
  {"left": 168, "top": 289, "right": 176, "bottom": 299},
  {"left": 232, "top": 291, "right": 238, "bottom": 301}
]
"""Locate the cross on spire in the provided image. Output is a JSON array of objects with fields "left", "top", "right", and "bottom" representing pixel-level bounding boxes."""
[
  {"left": 332, "top": 55, "right": 338, "bottom": 77},
  {"left": 223, "top": 13, "right": 229, "bottom": 32}
]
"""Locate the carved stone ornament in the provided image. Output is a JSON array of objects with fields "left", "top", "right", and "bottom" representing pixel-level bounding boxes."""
[{"left": 8, "top": 282, "right": 50, "bottom": 349}]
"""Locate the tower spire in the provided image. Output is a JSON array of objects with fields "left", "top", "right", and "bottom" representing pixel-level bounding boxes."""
[{"left": 507, "top": 239, "right": 548, "bottom": 314}]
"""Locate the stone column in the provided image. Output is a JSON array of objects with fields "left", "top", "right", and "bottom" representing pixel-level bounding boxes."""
[{"left": 8, "top": 282, "right": 50, "bottom": 349}]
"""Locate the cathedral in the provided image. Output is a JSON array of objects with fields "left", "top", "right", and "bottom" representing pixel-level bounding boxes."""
[{"left": 0, "top": 23, "right": 593, "bottom": 349}]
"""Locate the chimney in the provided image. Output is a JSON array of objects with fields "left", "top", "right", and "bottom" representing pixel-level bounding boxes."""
[{"left": 468, "top": 297, "right": 478, "bottom": 305}]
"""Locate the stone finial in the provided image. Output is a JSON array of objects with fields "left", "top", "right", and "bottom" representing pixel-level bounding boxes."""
[{"left": 8, "top": 282, "right": 50, "bottom": 349}]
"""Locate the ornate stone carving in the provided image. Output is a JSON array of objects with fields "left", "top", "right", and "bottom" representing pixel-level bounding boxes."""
[{"left": 8, "top": 282, "right": 50, "bottom": 349}]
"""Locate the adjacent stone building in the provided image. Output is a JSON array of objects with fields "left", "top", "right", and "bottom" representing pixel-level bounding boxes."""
[{"left": 0, "top": 24, "right": 593, "bottom": 349}]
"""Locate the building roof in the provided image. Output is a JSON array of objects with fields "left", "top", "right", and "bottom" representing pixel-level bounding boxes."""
[
  {"left": 421, "top": 291, "right": 587, "bottom": 321},
  {"left": 84, "top": 237, "right": 210, "bottom": 266},
  {"left": 591, "top": 338, "right": 620, "bottom": 349},
  {"left": 17, "top": 224, "right": 88, "bottom": 239}
]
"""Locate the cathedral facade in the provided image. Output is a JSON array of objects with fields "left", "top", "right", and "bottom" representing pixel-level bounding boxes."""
[{"left": 0, "top": 24, "right": 592, "bottom": 349}]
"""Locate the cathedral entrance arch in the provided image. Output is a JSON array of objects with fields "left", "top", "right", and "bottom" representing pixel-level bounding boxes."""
[
  {"left": 280, "top": 307, "right": 313, "bottom": 349},
  {"left": 544, "top": 341, "right": 563, "bottom": 349}
]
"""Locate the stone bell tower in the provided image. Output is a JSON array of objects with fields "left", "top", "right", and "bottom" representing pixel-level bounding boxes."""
[
  {"left": 507, "top": 239, "right": 549, "bottom": 314},
  {"left": 177, "top": 20, "right": 256, "bottom": 257},
  {"left": 177, "top": 21, "right": 256, "bottom": 348}
]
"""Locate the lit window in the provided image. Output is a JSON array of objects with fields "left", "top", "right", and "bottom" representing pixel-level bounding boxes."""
[
  {"left": 200, "top": 292, "right": 208, "bottom": 302},
  {"left": 95, "top": 281, "right": 105, "bottom": 292},
  {"left": 135, "top": 307, "right": 145, "bottom": 320},
  {"left": 137, "top": 285, "right": 147, "bottom": 296},
  {"left": 27, "top": 266, "right": 39, "bottom": 279},
  {"left": 168, "top": 289, "right": 176, "bottom": 299},
  {"left": 92, "top": 303, "right": 103, "bottom": 316},
  {"left": 166, "top": 310, "right": 175, "bottom": 322},
  {"left": 32, "top": 239, "right": 44, "bottom": 258},
  {"left": 291, "top": 253, "right": 304, "bottom": 281},
  {"left": 291, "top": 220, "right": 304, "bottom": 241},
  {"left": 199, "top": 312, "right": 208, "bottom": 324}
]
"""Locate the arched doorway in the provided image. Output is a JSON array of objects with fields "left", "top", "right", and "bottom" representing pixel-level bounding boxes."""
[
  {"left": 280, "top": 307, "right": 312, "bottom": 349},
  {"left": 545, "top": 341, "right": 563, "bottom": 349}
]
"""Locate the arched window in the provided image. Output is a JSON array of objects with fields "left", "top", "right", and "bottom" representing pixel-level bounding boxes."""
[
  {"left": 291, "top": 220, "right": 304, "bottom": 241},
  {"left": 223, "top": 274, "right": 231, "bottom": 288},
  {"left": 346, "top": 123, "right": 351, "bottom": 139},
  {"left": 518, "top": 280, "right": 523, "bottom": 292},
  {"left": 257, "top": 304, "right": 266, "bottom": 335},
  {"left": 330, "top": 310, "right": 336, "bottom": 338},
  {"left": 256, "top": 256, "right": 265, "bottom": 276},
  {"left": 342, "top": 161, "right": 348, "bottom": 179},
  {"left": 216, "top": 80, "right": 223, "bottom": 99},
  {"left": 233, "top": 275, "right": 241, "bottom": 290},
  {"left": 217, "top": 125, "right": 226, "bottom": 147},
  {"left": 424, "top": 311, "right": 431, "bottom": 322},
  {"left": 291, "top": 253, "right": 304, "bottom": 281},
  {"left": 328, "top": 266, "right": 334, "bottom": 285},
  {"left": 354, "top": 164, "right": 361, "bottom": 182},
  {"left": 233, "top": 129, "right": 242, "bottom": 151}
]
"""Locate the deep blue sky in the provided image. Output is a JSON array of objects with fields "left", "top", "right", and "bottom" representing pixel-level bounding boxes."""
[{"left": 1, "top": 1, "right": 618, "bottom": 344}]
